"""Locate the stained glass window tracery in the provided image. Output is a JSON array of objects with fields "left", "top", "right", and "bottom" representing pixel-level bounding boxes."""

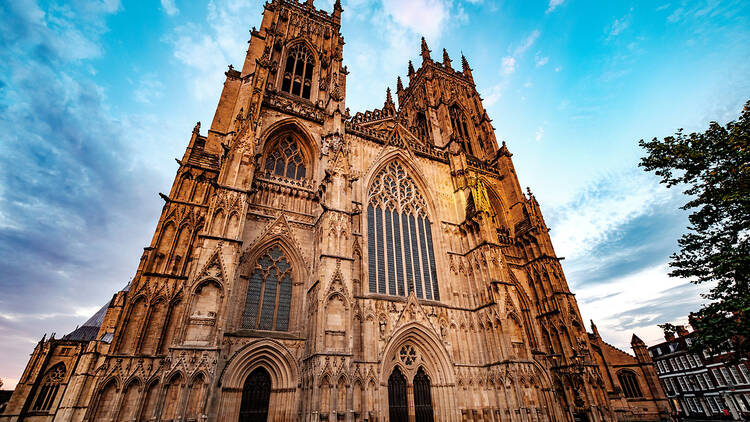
[
  {"left": 32, "top": 364, "right": 65, "bottom": 411},
  {"left": 264, "top": 135, "right": 307, "bottom": 180},
  {"left": 242, "top": 246, "right": 293, "bottom": 331},
  {"left": 367, "top": 161, "right": 439, "bottom": 300}
]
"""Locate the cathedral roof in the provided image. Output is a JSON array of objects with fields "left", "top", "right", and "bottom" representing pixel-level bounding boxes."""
[{"left": 63, "top": 300, "right": 110, "bottom": 342}]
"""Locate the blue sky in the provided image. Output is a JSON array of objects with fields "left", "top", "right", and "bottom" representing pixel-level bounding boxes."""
[{"left": 0, "top": 0, "right": 748, "bottom": 389}]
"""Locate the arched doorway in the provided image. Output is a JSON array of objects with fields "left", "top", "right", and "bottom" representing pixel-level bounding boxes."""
[
  {"left": 388, "top": 367, "right": 408, "bottom": 422},
  {"left": 414, "top": 367, "right": 434, "bottom": 422},
  {"left": 239, "top": 368, "right": 271, "bottom": 422}
]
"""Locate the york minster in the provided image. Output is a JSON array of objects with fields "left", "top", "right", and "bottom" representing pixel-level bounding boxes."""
[{"left": 0, "top": 1, "right": 673, "bottom": 421}]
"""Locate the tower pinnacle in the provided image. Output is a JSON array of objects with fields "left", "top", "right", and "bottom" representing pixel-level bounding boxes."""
[
  {"left": 420, "top": 37, "right": 432, "bottom": 62},
  {"left": 443, "top": 48, "right": 452, "bottom": 69}
]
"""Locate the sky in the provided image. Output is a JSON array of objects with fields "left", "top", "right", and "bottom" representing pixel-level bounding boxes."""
[{"left": 0, "top": 0, "right": 748, "bottom": 389}]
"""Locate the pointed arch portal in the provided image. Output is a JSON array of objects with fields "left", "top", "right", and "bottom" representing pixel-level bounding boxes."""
[{"left": 239, "top": 368, "right": 271, "bottom": 422}]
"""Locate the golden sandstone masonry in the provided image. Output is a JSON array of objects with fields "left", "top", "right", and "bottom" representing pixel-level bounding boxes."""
[{"left": 1, "top": 1, "right": 672, "bottom": 421}]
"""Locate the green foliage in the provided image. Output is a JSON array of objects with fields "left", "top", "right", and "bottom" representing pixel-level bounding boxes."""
[{"left": 639, "top": 101, "right": 750, "bottom": 357}]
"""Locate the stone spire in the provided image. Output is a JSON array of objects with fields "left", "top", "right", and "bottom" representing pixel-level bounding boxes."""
[
  {"left": 590, "top": 320, "right": 600, "bottom": 338},
  {"left": 384, "top": 87, "right": 394, "bottom": 108},
  {"left": 462, "top": 53, "right": 473, "bottom": 80},
  {"left": 408, "top": 60, "right": 415, "bottom": 79},
  {"left": 443, "top": 48, "right": 452, "bottom": 69},
  {"left": 333, "top": 0, "right": 342, "bottom": 19},
  {"left": 420, "top": 37, "right": 432, "bottom": 62},
  {"left": 396, "top": 76, "right": 404, "bottom": 93}
]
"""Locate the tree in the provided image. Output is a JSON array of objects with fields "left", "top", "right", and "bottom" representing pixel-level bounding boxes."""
[{"left": 639, "top": 101, "right": 750, "bottom": 357}]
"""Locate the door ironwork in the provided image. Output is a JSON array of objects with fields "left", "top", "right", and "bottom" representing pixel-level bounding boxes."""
[
  {"left": 388, "top": 367, "right": 409, "bottom": 422},
  {"left": 239, "top": 368, "right": 271, "bottom": 422},
  {"left": 414, "top": 367, "right": 434, "bottom": 422}
]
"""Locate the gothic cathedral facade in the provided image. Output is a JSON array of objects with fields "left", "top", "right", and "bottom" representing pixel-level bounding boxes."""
[{"left": 1, "top": 1, "right": 672, "bottom": 421}]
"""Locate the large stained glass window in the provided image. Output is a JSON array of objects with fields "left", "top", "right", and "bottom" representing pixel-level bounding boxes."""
[
  {"left": 367, "top": 161, "right": 439, "bottom": 300},
  {"left": 242, "top": 246, "right": 293, "bottom": 331},
  {"left": 264, "top": 135, "right": 307, "bottom": 180}
]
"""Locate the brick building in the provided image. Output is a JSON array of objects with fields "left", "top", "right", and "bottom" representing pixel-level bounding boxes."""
[
  {"left": 649, "top": 326, "right": 750, "bottom": 420},
  {"left": 1, "top": 1, "right": 672, "bottom": 421}
]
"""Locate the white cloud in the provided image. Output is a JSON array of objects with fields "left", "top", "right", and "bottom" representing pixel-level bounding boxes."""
[
  {"left": 161, "top": 0, "right": 179, "bottom": 15},
  {"left": 133, "top": 73, "right": 165, "bottom": 104},
  {"left": 555, "top": 66, "right": 562, "bottom": 72},
  {"left": 535, "top": 53, "right": 549, "bottom": 67},
  {"left": 546, "top": 0, "right": 565, "bottom": 13},
  {"left": 482, "top": 83, "right": 504, "bottom": 107},
  {"left": 166, "top": 0, "right": 265, "bottom": 100},
  {"left": 514, "top": 29, "right": 540, "bottom": 56},
  {"left": 382, "top": 0, "right": 450, "bottom": 40},
  {"left": 501, "top": 56, "right": 516, "bottom": 74},
  {"left": 550, "top": 171, "right": 672, "bottom": 260},
  {"left": 535, "top": 126, "right": 544, "bottom": 141}
]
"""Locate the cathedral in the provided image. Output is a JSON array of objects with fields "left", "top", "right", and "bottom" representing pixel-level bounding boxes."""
[{"left": 1, "top": 1, "right": 672, "bottom": 421}]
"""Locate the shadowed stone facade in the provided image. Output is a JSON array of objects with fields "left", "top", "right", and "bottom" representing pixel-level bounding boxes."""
[{"left": 1, "top": 1, "right": 672, "bottom": 421}]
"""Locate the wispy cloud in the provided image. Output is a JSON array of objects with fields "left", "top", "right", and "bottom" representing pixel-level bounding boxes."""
[
  {"left": 501, "top": 56, "right": 516, "bottom": 74},
  {"left": 606, "top": 13, "right": 631, "bottom": 40},
  {"left": 161, "top": 0, "right": 179, "bottom": 15},
  {"left": 0, "top": 0, "right": 170, "bottom": 390},
  {"left": 535, "top": 126, "right": 544, "bottom": 140},
  {"left": 514, "top": 29, "right": 540, "bottom": 56},
  {"left": 546, "top": 0, "right": 565, "bottom": 14},
  {"left": 535, "top": 53, "right": 549, "bottom": 67}
]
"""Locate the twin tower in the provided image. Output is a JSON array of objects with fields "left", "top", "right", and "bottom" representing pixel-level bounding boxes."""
[{"left": 1, "top": 1, "right": 670, "bottom": 421}]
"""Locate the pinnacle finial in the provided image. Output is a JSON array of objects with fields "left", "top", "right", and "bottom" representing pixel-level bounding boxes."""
[
  {"left": 462, "top": 53, "right": 471, "bottom": 71},
  {"left": 443, "top": 48, "right": 452, "bottom": 69},
  {"left": 305, "top": 0, "right": 314, "bottom": 8},
  {"left": 334, "top": 0, "right": 342, "bottom": 9},
  {"left": 385, "top": 87, "right": 394, "bottom": 106},
  {"left": 420, "top": 37, "right": 431, "bottom": 62},
  {"left": 193, "top": 121, "right": 201, "bottom": 134},
  {"left": 408, "top": 60, "right": 415, "bottom": 78},
  {"left": 396, "top": 76, "right": 404, "bottom": 92}
]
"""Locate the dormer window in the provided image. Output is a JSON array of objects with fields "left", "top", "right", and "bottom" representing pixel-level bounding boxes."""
[{"left": 281, "top": 45, "right": 314, "bottom": 100}]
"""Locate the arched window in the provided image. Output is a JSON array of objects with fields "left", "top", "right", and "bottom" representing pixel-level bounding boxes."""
[
  {"left": 32, "top": 364, "right": 65, "bottom": 411},
  {"left": 449, "top": 105, "right": 473, "bottom": 155},
  {"left": 367, "top": 161, "right": 439, "bottom": 300},
  {"left": 263, "top": 135, "right": 307, "bottom": 180},
  {"left": 618, "top": 370, "right": 643, "bottom": 398},
  {"left": 281, "top": 44, "right": 314, "bottom": 99},
  {"left": 242, "top": 246, "right": 293, "bottom": 331},
  {"left": 415, "top": 112, "right": 431, "bottom": 143}
]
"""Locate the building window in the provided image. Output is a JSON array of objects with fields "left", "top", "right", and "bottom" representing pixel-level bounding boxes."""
[
  {"left": 703, "top": 372, "right": 714, "bottom": 389},
  {"left": 730, "top": 365, "right": 746, "bottom": 384},
  {"left": 415, "top": 112, "right": 431, "bottom": 143},
  {"left": 242, "top": 246, "right": 293, "bottom": 331},
  {"left": 367, "top": 161, "right": 439, "bottom": 300},
  {"left": 617, "top": 370, "right": 643, "bottom": 398},
  {"left": 32, "top": 364, "right": 65, "bottom": 412},
  {"left": 263, "top": 135, "right": 307, "bottom": 180},
  {"left": 281, "top": 44, "right": 314, "bottom": 100},
  {"left": 712, "top": 368, "right": 726, "bottom": 386},
  {"left": 449, "top": 105, "right": 473, "bottom": 155},
  {"left": 720, "top": 367, "right": 733, "bottom": 385}
]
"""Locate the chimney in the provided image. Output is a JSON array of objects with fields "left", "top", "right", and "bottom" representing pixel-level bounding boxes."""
[
  {"left": 664, "top": 329, "right": 675, "bottom": 342},
  {"left": 676, "top": 325, "right": 689, "bottom": 337}
]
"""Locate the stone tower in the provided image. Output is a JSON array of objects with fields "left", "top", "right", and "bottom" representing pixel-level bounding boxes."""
[{"left": 1, "top": 1, "right": 670, "bottom": 421}]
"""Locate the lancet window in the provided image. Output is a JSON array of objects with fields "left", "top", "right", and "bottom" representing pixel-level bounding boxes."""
[
  {"left": 617, "top": 370, "right": 643, "bottom": 398},
  {"left": 415, "top": 112, "right": 431, "bottom": 143},
  {"left": 32, "top": 364, "right": 65, "bottom": 411},
  {"left": 242, "top": 246, "right": 293, "bottom": 331},
  {"left": 367, "top": 161, "right": 439, "bottom": 300},
  {"left": 263, "top": 135, "right": 307, "bottom": 180},
  {"left": 449, "top": 105, "right": 473, "bottom": 155},
  {"left": 281, "top": 44, "right": 314, "bottom": 100}
]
